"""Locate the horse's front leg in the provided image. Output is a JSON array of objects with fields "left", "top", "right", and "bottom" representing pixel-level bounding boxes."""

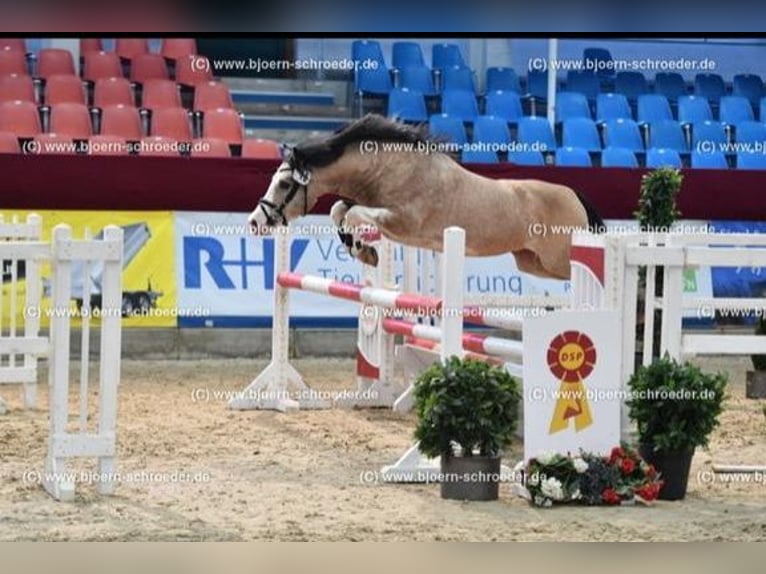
[
  {"left": 343, "top": 206, "right": 398, "bottom": 267},
  {"left": 330, "top": 200, "right": 377, "bottom": 266}
]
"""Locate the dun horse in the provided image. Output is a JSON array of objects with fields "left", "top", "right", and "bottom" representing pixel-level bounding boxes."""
[{"left": 248, "top": 114, "right": 603, "bottom": 280}]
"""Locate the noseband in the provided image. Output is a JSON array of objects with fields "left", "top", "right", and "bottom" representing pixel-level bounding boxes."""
[{"left": 258, "top": 165, "right": 311, "bottom": 226}]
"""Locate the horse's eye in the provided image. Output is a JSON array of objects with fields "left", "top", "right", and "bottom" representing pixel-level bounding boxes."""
[{"left": 278, "top": 180, "right": 290, "bottom": 190}]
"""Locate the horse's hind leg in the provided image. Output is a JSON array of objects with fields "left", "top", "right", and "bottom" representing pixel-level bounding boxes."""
[{"left": 513, "top": 248, "right": 568, "bottom": 280}]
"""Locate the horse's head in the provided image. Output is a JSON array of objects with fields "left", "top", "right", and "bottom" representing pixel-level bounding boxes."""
[{"left": 249, "top": 147, "right": 318, "bottom": 234}]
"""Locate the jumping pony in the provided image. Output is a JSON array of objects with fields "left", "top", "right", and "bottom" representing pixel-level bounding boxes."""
[{"left": 248, "top": 114, "right": 603, "bottom": 279}]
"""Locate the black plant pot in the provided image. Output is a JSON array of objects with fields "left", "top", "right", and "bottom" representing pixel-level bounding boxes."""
[
  {"left": 639, "top": 444, "right": 695, "bottom": 501},
  {"left": 440, "top": 454, "right": 501, "bottom": 501}
]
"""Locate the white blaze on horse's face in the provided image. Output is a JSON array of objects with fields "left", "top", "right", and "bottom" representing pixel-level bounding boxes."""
[{"left": 248, "top": 161, "right": 297, "bottom": 235}]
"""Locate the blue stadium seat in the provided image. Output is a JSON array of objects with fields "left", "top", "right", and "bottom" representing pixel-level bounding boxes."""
[
  {"left": 694, "top": 73, "right": 726, "bottom": 103},
  {"left": 562, "top": 118, "right": 601, "bottom": 152},
  {"left": 555, "top": 146, "right": 592, "bottom": 167},
  {"left": 649, "top": 120, "right": 688, "bottom": 152},
  {"left": 555, "top": 91, "right": 592, "bottom": 122},
  {"left": 440, "top": 90, "right": 479, "bottom": 121},
  {"left": 615, "top": 71, "right": 648, "bottom": 101},
  {"left": 472, "top": 115, "right": 511, "bottom": 144},
  {"left": 355, "top": 66, "right": 392, "bottom": 95},
  {"left": 565, "top": 70, "right": 599, "bottom": 101},
  {"left": 601, "top": 146, "right": 638, "bottom": 168},
  {"left": 583, "top": 47, "right": 615, "bottom": 80},
  {"left": 637, "top": 94, "right": 673, "bottom": 125},
  {"left": 387, "top": 87, "right": 427, "bottom": 122},
  {"left": 352, "top": 40, "right": 386, "bottom": 66},
  {"left": 654, "top": 72, "right": 686, "bottom": 101},
  {"left": 392, "top": 41, "right": 425, "bottom": 69},
  {"left": 646, "top": 148, "right": 682, "bottom": 168},
  {"left": 461, "top": 149, "right": 498, "bottom": 163},
  {"left": 596, "top": 93, "right": 632, "bottom": 123},
  {"left": 428, "top": 113, "right": 467, "bottom": 144},
  {"left": 484, "top": 90, "right": 523, "bottom": 123},
  {"left": 604, "top": 118, "right": 644, "bottom": 152},
  {"left": 442, "top": 65, "right": 476, "bottom": 92},
  {"left": 734, "top": 120, "right": 766, "bottom": 144},
  {"left": 733, "top": 74, "right": 764, "bottom": 108},
  {"left": 432, "top": 43, "right": 466, "bottom": 69},
  {"left": 719, "top": 96, "right": 754, "bottom": 126},
  {"left": 517, "top": 116, "right": 556, "bottom": 152},
  {"left": 508, "top": 149, "right": 545, "bottom": 165},
  {"left": 692, "top": 120, "right": 727, "bottom": 151},
  {"left": 678, "top": 95, "right": 713, "bottom": 125},
  {"left": 737, "top": 152, "right": 766, "bottom": 169},
  {"left": 526, "top": 70, "right": 548, "bottom": 100},
  {"left": 691, "top": 150, "right": 728, "bottom": 169},
  {"left": 399, "top": 66, "right": 438, "bottom": 97},
  {"left": 486, "top": 67, "right": 521, "bottom": 93}
]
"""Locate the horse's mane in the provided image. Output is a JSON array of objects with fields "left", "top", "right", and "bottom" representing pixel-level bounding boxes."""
[{"left": 291, "top": 114, "right": 431, "bottom": 168}]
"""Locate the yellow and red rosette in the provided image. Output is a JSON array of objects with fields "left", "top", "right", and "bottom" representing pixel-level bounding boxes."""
[{"left": 547, "top": 330, "right": 596, "bottom": 434}]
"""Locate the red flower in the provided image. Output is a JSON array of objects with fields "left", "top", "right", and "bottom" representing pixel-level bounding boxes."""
[
  {"left": 621, "top": 457, "right": 636, "bottom": 475},
  {"left": 601, "top": 488, "right": 621, "bottom": 505},
  {"left": 636, "top": 482, "right": 663, "bottom": 502},
  {"left": 609, "top": 446, "right": 624, "bottom": 464}
]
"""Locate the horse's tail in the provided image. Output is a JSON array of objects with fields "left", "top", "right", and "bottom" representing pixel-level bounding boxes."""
[{"left": 574, "top": 190, "right": 606, "bottom": 234}]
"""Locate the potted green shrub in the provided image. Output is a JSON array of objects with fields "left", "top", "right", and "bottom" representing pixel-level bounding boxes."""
[
  {"left": 413, "top": 356, "right": 521, "bottom": 501},
  {"left": 746, "top": 315, "right": 766, "bottom": 398},
  {"left": 627, "top": 355, "right": 727, "bottom": 500}
]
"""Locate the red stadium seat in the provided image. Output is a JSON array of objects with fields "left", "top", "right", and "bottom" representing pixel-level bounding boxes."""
[
  {"left": 202, "top": 107, "right": 242, "bottom": 144},
  {"left": 139, "top": 135, "right": 180, "bottom": 156},
  {"left": 0, "top": 48, "right": 28, "bottom": 76},
  {"left": 45, "top": 74, "right": 87, "bottom": 105},
  {"left": 100, "top": 104, "right": 143, "bottom": 139},
  {"left": 241, "top": 138, "right": 281, "bottom": 159},
  {"left": 88, "top": 134, "right": 130, "bottom": 155},
  {"left": 161, "top": 38, "right": 197, "bottom": 61},
  {"left": 0, "top": 100, "right": 41, "bottom": 137},
  {"left": 0, "top": 74, "right": 35, "bottom": 102},
  {"left": 191, "top": 137, "right": 231, "bottom": 157},
  {"left": 93, "top": 77, "right": 135, "bottom": 107},
  {"left": 0, "top": 39, "right": 26, "bottom": 52},
  {"left": 193, "top": 81, "right": 233, "bottom": 111},
  {"left": 49, "top": 103, "right": 93, "bottom": 138},
  {"left": 34, "top": 133, "right": 75, "bottom": 154},
  {"left": 0, "top": 130, "right": 20, "bottom": 153},
  {"left": 150, "top": 107, "right": 192, "bottom": 141},
  {"left": 79, "top": 38, "right": 104, "bottom": 55},
  {"left": 83, "top": 51, "right": 123, "bottom": 82},
  {"left": 115, "top": 38, "right": 149, "bottom": 61},
  {"left": 141, "top": 78, "right": 181, "bottom": 110},
  {"left": 130, "top": 53, "right": 170, "bottom": 83},
  {"left": 175, "top": 54, "right": 213, "bottom": 86},
  {"left": 37, "top": 49, "right": 76, "bottom": 79}
]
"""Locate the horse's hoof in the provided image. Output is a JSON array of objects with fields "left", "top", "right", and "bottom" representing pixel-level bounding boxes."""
[{"left": 359, "top": 246, "right": 379, "bottom": 267}]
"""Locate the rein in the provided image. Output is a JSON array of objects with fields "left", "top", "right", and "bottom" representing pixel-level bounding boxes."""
[{"left": 258, "top": 164, "right": 311, "bottom": 226}]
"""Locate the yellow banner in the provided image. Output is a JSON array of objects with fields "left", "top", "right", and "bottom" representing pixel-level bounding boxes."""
[{"left": 1, "top": 210, "right": 176, "bottom": 328}]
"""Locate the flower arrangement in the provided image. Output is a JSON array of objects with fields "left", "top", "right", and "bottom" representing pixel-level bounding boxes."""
[{"left": 517, "top": 445, "right": 663, "bottom": 507}]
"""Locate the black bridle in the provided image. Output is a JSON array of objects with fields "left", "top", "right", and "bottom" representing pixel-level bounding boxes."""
[{"left": 258, "top": 164, "right": 311, "bottom": 226}]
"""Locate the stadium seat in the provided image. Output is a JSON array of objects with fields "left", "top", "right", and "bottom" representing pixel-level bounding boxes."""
[
  {"left": 191, "top": 137, "right": 231, "bottom": 158},
  {"left": 201, "top": 107, "right": 243, "bottom": 145},
  {"left": 0, "top": 74, "right": 35, "bottom": 102},
  {"left": 678, "top": 95, "right": 713, "bottom": 125},
  {"left": 82, "top": 51, "right": 123, "bottom": 82},
  {"left": 603, "top": 118, "right": 643, "bottom": 152},
  {"left": 759, "top": 97, "right": 766, "bottom": 124},
  {"left": 354, "top": 66, "right": 392, "bottom": 96},
  {"left": 37, "top": 49, "right": 76, "bottom": 79},
  {"left": 637, "top": 94, "right": 672, "bottom": 125},
  {"left": 0, "top": 100, "right": 41, "bottom": 137},
  {"left": 646, "top": 148, "right": 682, "bottom": 168},
  {"left": 150, "top": 107, "right": 192, "bottom": 141},
  {"left": 461, "top": 149, "right": 498, "bottom": 163},
  {"left": 241, "top": 138, "right": 282, "bottom": 159},
  {"left": 654, "top": 72, "right": 686, "bottom": 101},
  {"left": 648, "top": 120, "right": 687, "bottom": 152},
  {"left": 565, "top": 70, "right": 599, "bottom": 102},
  {"left": 734, "top": 120, "right": 766, "bottom": 145},
  {"left": 141, "top": 78, "right": 182, "bottom": 110},
  {"left": 115, "top": 38, "right": 149, "bottom": 61},
  {"left": 160, "top": 38, "right": 197, "bottom": 61},
  {"left": 737, "top": 152, "right": 766, "bottom": 169},
  {"left": 484, "top": 90, "right": 523, "bottom": 123},
  {"left": 692, "top": 120, "right": 727, "bottom": 151},
  {"left": 45, "top": 74, "right": 87, "bottom": 105},
  {"left": 49, "top": 103, "right": 93, "bottom": 138},
  {"left": 440, "top": 89, "right": 478, "bottom": 121},
  {"left": 486, "top": 67, "right": 521, "bottom": 93},
  {"left": 615, "top": 72, "right": 648, "bottom": 101},
  {"left": 175, "top": 55, "right": 214, "bottom": 86},
  {"left": 79, "top": 38, "right": 103, "bottom": 56},
  {"left": 93, "top": 77, "right": 135, "bottom": 108},
  {"left": 733, "top": 74, "right": 764, "bottom": 108},
  {"left": 508, "top": 149, "right": 545, "bottom": 165},
  {"left": 193, "top": 81, "right": 233, "bottom": 111},
  {"left": 694, "top": 73, "right": 726, "bottom": 103},
  {"left": 0, "top": 39, "right": 26, "bottom": 52},
  {"left": 0, "top": 48, "right": 28, "bottom": 76},
  {"left": 472, "top": 115, "right": 511, "bottom": 144},
  {"left": 99, "top": 104, "right": 143, "bottom": 139},
  {"left": 88, "top": 134, "right": 130, "bottom": 155},
  {"left": 719, "top": 96, "right": 754, "bottom": 126},
  {"left": 525, "top": 70, "right": 548, "bottom": 100},
  {"left": 34, "top": 133, "right": 74, "bottom": 154},
  {"left": 555, "top": 146, "right": 592, "bottom": 166},
  {"left": 399, "top": 66, "right": 437, "bottom": 97},
  {"left": 392, "top": 41, "right": 425, "bottom": 69},
  {"left": 601, "top": 146, "right": 638, "bottom": 168},
  {"left": 0, "top": 130, "right": 20, "bottom": 153},
  {"left": 139, "top": 135, "right": 180, "bottom": 156},
  {"left": 517, "top": 116, "right": 556, "bottom": 151},
  {"left": 582, "top": 47, "right": 614, "bottom": 80},
  {"left": 555, "top": 91, "right": 592, "bottom": 122},
  {"left": 562, "top": 118, "right": 601, "bottom": 152},
  {"left": 441, "top": 65, "right": 475, "bottom": 92},
  {"left": 691, "top": 149, "right": 728, "bottom": 169},
  {"left": 387, "top": 87, "right": 427, "bottom": 122},
  {"left": 596, "top": 93, "right": 631, "bottom": 123},
  {"left": 432, "top": 43, "right": 465, "bottom": 69},
  {"left": 130, "top": 53, "right": 170, "bottom": 83},
  {"left": 351, "top": 40, "right": 385, "bottom": 66},
  {"left": 428, "top": 113, "right": 467, "bottom": 144}
]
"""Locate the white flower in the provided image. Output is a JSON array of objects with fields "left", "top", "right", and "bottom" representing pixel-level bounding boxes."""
[
  {"left": 533, "top": 495, "right": 548, "bottom": 507},
  {"left": 540, "top": 477, "right": 564, "bottom": 501},
  {"left": 573, "top": 457, "right": 589, "bottom": 474},
  {"left": 527, "top": 472, "right": 540, "bottom": 487},
  {"left": 571, "top": 488, "right": 582, "bottom": 500},
  {"left": 536, "top": 451, "right": 558, "bottom": 465},
  {"left": 543, "top": 499, "right": 553, "bottom": 508}
]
